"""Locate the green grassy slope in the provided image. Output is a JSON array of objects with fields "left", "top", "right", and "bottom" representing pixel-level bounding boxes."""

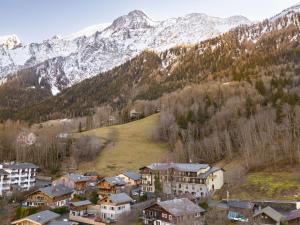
[{"left": 76, "top": 114, "right": 167, "bottom": 176}]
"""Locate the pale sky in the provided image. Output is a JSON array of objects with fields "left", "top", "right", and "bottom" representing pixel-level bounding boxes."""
[{"left": 0, "top": 0, "right": 299, "bottom": 43}]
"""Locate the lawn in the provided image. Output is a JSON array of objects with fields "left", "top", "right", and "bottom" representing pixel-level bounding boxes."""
[
  {"left": 240, "top": 172, "right": 300, "bottom": 200},
  {"left": 75, "top": 114, "right": 167, "bottom": 176},
  {"left": 216, "top": 160, "right": 300, "bottom": 201}
]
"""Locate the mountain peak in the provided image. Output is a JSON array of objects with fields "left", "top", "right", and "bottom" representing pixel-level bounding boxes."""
[
  {"left": 107, "top": 10, "right": 157, "bottom": 31},
  {"left": 127, "top": 10, "right": 148, "bottom": 18},
  {"left": 0, "top": 34, "right": 22, "bottom": 49}
]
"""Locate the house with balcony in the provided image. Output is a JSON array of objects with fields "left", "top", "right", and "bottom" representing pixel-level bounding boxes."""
[
  {"left": 97, "top": 177, "right": 126, "bottom": 198},
  {"left": 24, "top": 184, "right": 73, "bottom": 208},
  {"left": 99, "top": 192, "right": 133, "bottom": 223},
  {"left": 139, "top": 163, "right": 224, "bottom": 198},
  {"left": 142, "top": 198, "right": 205, "bottom": 225},
  {"left": 0, "top": 162, "right": 38, "bottom": 196}
]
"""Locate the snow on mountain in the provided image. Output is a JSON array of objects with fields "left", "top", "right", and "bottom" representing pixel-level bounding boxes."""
[
  {"left": 0, "top": 10, "right": 251, "bottom": 95},
  {"left": 64, "top": 23, "right": 111, "bottom": 40},
  {"left": 271, "top": 3, "right": 300, "bottom": 21},
  {"left": 0, "top": 34, "right": 21, "bottom": 49}
]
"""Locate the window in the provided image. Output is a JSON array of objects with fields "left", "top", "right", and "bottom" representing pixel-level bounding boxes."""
[
  {"left": 110, "top": 207, "right": 114, "bottom": 210},
  {"left": 178, "top": 184, "right": 181, "bottom": 188},
  {"left": 169, "top": 215, "right": 172, "bottom": 220},
  {"left": 162, "top": 213, "right": 167, "bottom": 218}
]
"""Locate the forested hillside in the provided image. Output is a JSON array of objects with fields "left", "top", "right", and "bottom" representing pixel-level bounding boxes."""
[{"left": 1, "top": 12, "right": 300, "bottom": 124}]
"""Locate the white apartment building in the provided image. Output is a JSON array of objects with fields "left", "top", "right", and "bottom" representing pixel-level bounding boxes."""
[
  {"left": 99, "top": 193, "right": 133, "bottom": 222},
  {"left": 140, "top": 163, "right": 224, "bottom": 198},
  {"left": 0, "top": 162, "right": 38, "bottom": 196}
]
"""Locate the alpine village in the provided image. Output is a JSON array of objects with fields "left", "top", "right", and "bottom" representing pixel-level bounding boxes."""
[{"left": 1, "top": 1, "right": 300, "bottom": 225}]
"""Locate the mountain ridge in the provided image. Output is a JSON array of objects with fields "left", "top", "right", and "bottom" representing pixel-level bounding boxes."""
[{"left": 0, "top": 10, "right": 250, "bottom": 95}]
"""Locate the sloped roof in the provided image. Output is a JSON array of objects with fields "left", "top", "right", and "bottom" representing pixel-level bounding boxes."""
[
  {"left": 2, "top": 162, "right": 38, "bottom": 170},
  {"left": 253, "top": 206, "right": 283, "bottom": 222},
  {"left": 121, "top": 171, "right": 141, "bottom": 181},
  {"left": 39, "top": 185, "right": 73, "bottom": 198},
  {"left": 47, "top": 221, "right": 77, "bottom": 225},
  {"left": 67, "top": 173, "right": 90, "bottom": 182},
  {"left": 286, "top": 209, "right": 300, "bottom": 221},
  {"left": 12, "top": 210, "right": 59, "bottom": 224},
  {"left": 104, "top": 176, "right": 125, "bottom": 186},
  {"left": 157, "top": 198, "right": 205, "bottom": 216},
  {"left": 227, "top": 200, "right": 254, "bottom": 209},
  {"left": 0, "top": 169, "right": 9, "bottom": 175},
  {"left": 70, "top": 200, "right": 92, "bottom": 207},
  {"left": 108, "top": 193, "right": 133, "bottom": 204},
  {"left": 197, "top": 167, "right": 223, "bottom": 179},
  {"left": 146, "top": 163, "right": 209, "bottom": 172}
]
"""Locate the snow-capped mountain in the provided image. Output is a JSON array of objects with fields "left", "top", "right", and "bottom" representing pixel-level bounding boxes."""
[
  {"left": 0, "top": 34, "right": 21, "bottom": 49},
  {"left": 271, "top": 3, "right": 300, "bottom": 21},
  {"left": 0, "top": 10, "right": 250, "bottom": 95}
]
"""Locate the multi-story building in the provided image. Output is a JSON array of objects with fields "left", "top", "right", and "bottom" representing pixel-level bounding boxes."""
[
  {"left": 142, "top": 198, "right": 205, "bottom": 225},
  {"left": 0, "top": 162, "right": 38, "bottom": 196},
  {"left": 140, "top": 163, "right": 224, "bottom": 198},
  {"left": 99, "top": 193, "right": 133, "bottom": 222}
]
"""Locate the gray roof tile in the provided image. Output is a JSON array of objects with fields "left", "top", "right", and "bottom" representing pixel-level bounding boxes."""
[
  {"left": 39, "top": 185, "right": 73, "bottom": 198},
  {"left": 253, "top": 206, "right": 283, "bottom": 222},
  {"left": 104, "top": 176, "right": 125, "bottom": 186},
  {"left": 13, "top": 210, "right": 60, "bottom": 224},
  {"left": 2, "top": 162, "right": 38, "bottom": 170},
  {"left": 157, "top": 198, "right": 205, "bottom": 216},
  {"left": 70, "top": 200, "right": 92, "bottom": 207},
  {"left": 122, "top": 171, "right": 141, "bottom": 181},
  {"left": 147, "top": 163, "right": 209, "bottom": 172},
  {"left": 108, "top": 193, "right": 133, "bottom": 204}
]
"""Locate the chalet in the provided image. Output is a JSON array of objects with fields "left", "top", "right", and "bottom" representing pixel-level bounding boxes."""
[
  {"left": 117, "top": 171, "right": 141, "bottom": 186},
  {"left": 54, "top": 173, "right": 91, "bottom": 195},
  {"left": 142, "top": 198, "right": 205, "bottom": 225},
  {"left": 97, "top": 177, "right": 125, "bottom": 198},
  {"left": 285, "top": 209, "right": 300, "bottom": 225},
  {"left": 99, "top": 193, "right": 133, "bottom": 223},
  {"left": 253, "top": 206, "right": 283, "bottom": 225},
  {"left": 11, "top": 210, "right": 77, "bottom": 225},
  {"left": 24, "top": 184, "right": 73, "bottom": 208},
  {"left": 69, "top": 200, "right": 105, "bottom": 225},
  {"left": 140, "top": 163, "right": 224, "bottom": 198},
  {"left": 0, "top": 162, "right": 38, "bottom": 196},
  {"left": 70, "top": 200, "right": 93, "bottom": 217}
]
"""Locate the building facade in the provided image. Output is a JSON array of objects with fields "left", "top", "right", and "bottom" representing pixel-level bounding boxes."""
[
  {"left": 142, "top": 198, "right": 205, "bottom": 225},
  {"left": 0, "top": 162, "right": 38, "bottom": 196},
  {"left": 97, "top": 177, "right": 126, "bottom": 198},
  {"left": 140, "top": 163, "right": 224, "bottom": 198},
  {"left": 24, "top": 184, "right": 73, "bottom": 208},
  {"left": 99, "top": 193, "right": 133, "bottom": 222}
]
